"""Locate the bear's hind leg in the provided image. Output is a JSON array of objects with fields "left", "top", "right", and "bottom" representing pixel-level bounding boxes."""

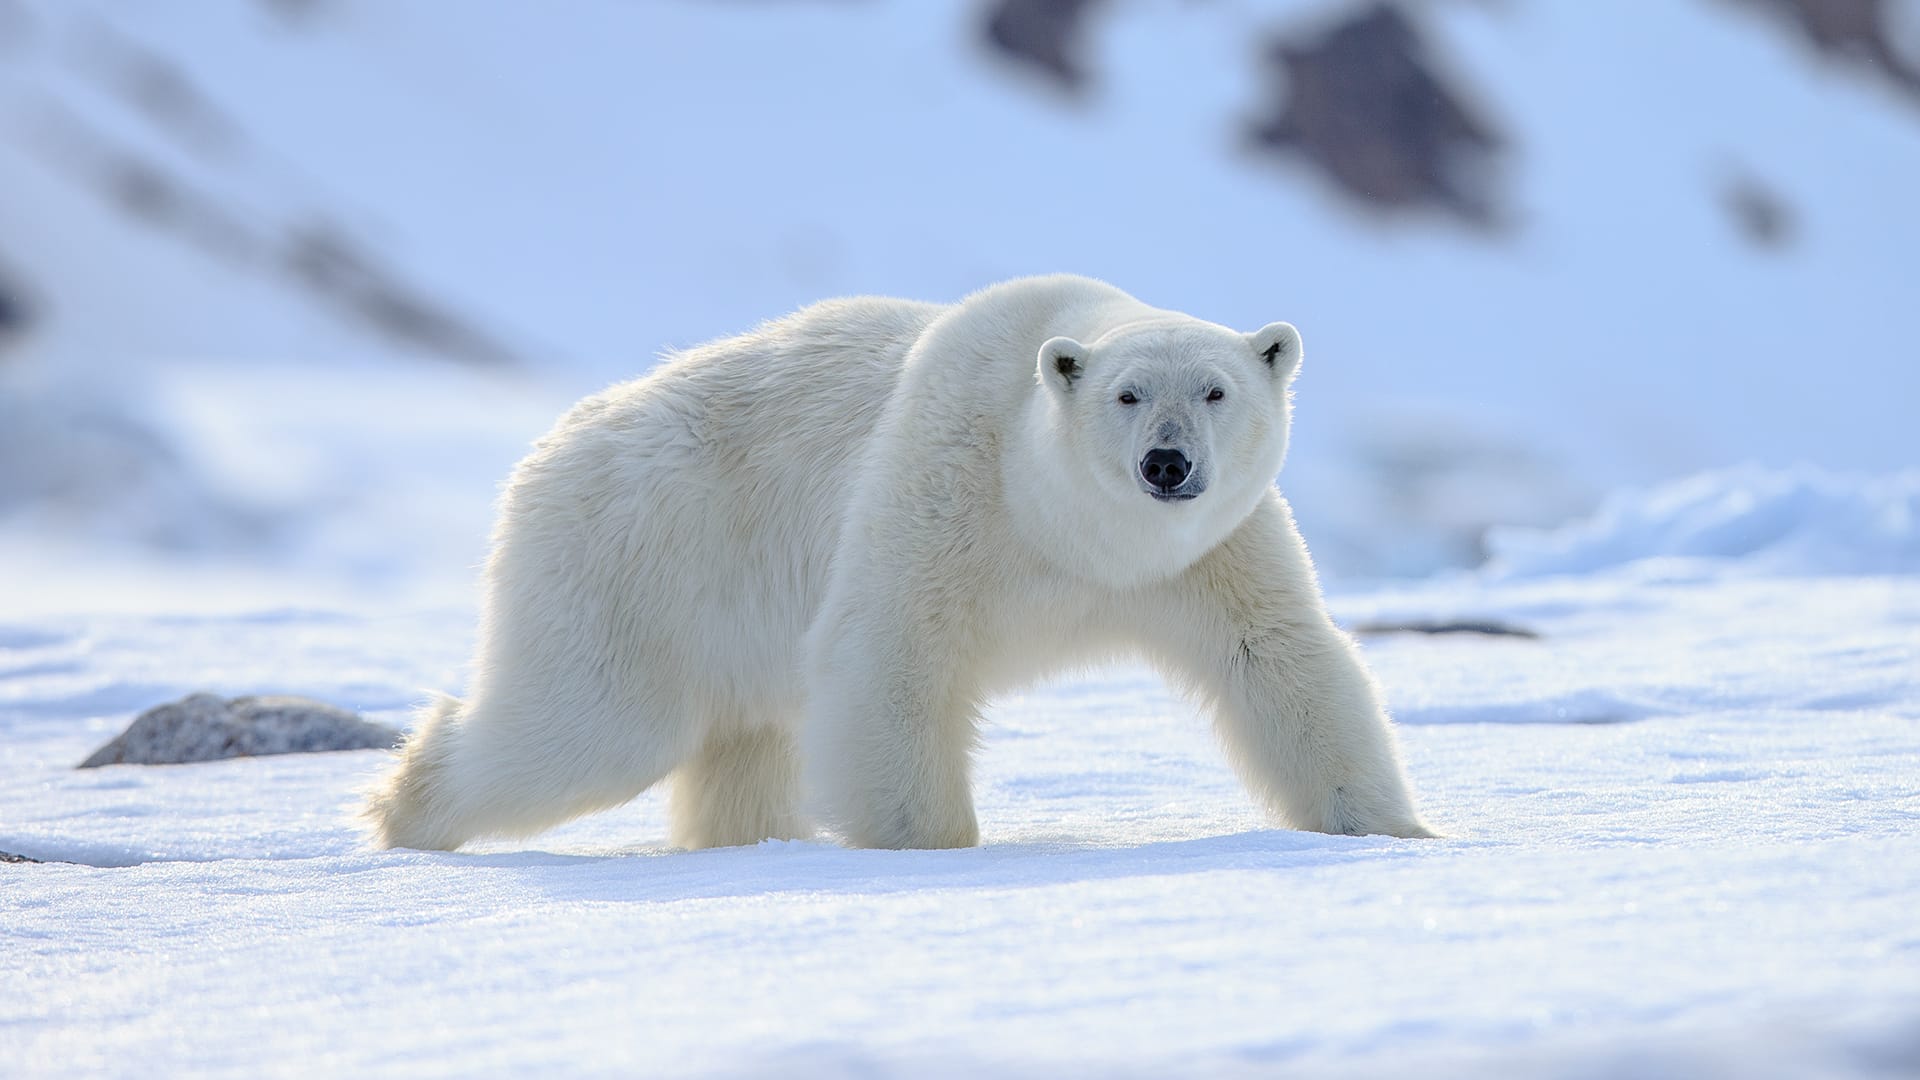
[
  {"left": 365, "top": 689, "right": 702, "bottom": 851},
  {"left": 363, "top": 693, "right": 475, "bottom": 851},
  {"left": 668, "top": 722, "right": 810, "bottom": 849}
]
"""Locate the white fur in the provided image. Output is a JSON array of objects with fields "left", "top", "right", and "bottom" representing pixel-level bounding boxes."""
[{"left": 363, "top": 275, "right": 1433, "bottom": 851}]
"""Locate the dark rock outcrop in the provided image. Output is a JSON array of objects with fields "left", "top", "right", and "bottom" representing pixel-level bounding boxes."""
[
  {"left": 1351, "top": 619, "right": 1540, "bottom": 639},
  {"left": 0, "top": 279, "right": 27, "bottom": 344},
  {"left": 1722, "top": 172, "right": 1796, "bottom": 249},
  {"left": 0, "top": 256, "right": 31, "bottom": 348},
  {"left": 282, "top": 222, "right": 522, "bottom": 368},
  {"left": 982, "top": 0, "right": 1105, "bottom": 92},
  {"left": 76, "top": 21, "right": 245, "bottom": 163},
  {"left": 79, "top": 692, "right": 400, "bottom": 768},
  {"left": 1727, "top": 0, "right": 1920, "bottom": 106},
  {"left": 1248, "top": 3, "right": 1504, "bottom": 226}
]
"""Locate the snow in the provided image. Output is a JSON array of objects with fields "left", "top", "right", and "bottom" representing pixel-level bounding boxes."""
[
  {"left": 6, "top": 552, "right": 1919, "bottom": 1076},
  {"left": 1486, "top": 465, "right": 1920, "bottom": 580},
  {"left": 0, "top": 360, "right": 572, "bottom": 615}
]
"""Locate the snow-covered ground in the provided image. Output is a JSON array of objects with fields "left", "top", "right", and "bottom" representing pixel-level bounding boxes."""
[{"left": 6, "top": 473, "right": 1918, "bottom": 1077}]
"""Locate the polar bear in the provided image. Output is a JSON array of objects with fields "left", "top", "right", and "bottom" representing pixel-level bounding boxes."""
[{"left": 364, "top": 275, "right": 1433, "bottom": 851}]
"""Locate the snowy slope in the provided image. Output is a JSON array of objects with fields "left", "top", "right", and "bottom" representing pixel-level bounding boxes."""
[{"left": 3, "top": 0, "right": 1918, "bottom": 591}]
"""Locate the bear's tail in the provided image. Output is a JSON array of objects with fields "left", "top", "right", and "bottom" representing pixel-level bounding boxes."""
[{"left": 360, "top": 692, "right": 473, "bottom": 851}]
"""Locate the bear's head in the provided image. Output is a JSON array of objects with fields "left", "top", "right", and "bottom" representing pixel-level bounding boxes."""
[
  {"left": 1040, "top": 318, "right": 1300, "bottom": 503},
  {"left": 1030, "top": 317, "right": 1300, "bottom": 579}
]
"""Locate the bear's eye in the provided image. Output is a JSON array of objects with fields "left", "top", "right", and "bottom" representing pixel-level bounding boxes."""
[
  {"left": 1117, "top": 391, "right": 1139, "bottom": 406},
  {"left": 1206, "top": 388, "right": 1225, "bottom": 403}
]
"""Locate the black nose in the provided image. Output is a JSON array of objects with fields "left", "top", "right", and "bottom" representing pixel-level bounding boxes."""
[{"left": 1140, "top": 448, "right": 1190, "bottom": 491}]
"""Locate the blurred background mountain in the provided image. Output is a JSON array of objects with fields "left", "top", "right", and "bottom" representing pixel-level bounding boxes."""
[{"left": 1, "top": 0, "right": 1916, "bottom": 608}]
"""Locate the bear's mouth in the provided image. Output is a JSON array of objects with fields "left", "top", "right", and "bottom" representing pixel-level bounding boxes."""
[{"left": 1149, "top": 490, "right": 1199, "bottom": 503}]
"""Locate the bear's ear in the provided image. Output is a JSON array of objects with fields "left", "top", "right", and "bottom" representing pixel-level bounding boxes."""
[
  {"left": 1246, "top": 321, "right": 1302, "bottom": 383},
  {"left": 1039, "top": 336, "right": 1088, "bottom": 393}
]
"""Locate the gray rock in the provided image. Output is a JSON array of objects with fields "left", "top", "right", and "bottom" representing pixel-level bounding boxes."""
[
  {"left": 1729, "top": 0, "right": 1920, "bottom": 107},
  {"left": 1351, "top": 618, "right": 1540, "bottom": 640},
  {"left": 1247, "top": 3, "right": 1504, "bottom": 228},
  {"left": 78, "top": 692, "right": 400, "bottom": 768},
  {"left": 981, "top": 0, "right": 1104, "bottom": 93},
  {"left": 0, "top": 261, "right": 33, "bottom": 350}
]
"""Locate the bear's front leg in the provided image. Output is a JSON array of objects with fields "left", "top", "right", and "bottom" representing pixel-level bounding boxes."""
[
  {"left": 802, "top": 581, "right": 982, "bottom": 850},
  {"left": 1143, "top": 495, "right": 1436, "bottom": 839}
]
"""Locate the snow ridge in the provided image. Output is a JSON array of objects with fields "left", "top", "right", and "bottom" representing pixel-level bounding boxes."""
[{"left": 1486, "top": 465, "right": 1920, "bottom": 579}]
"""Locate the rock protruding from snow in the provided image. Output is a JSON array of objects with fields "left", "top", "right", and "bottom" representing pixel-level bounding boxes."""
[
  {"left": 1248, "top": 3, "right": 1504, "bottom": 226},
  {"left": 1728, "top": 0, "right": 1920, "bottom": 107},
  {"left": 78, "top": 692, "right": 399, "bottom": 768},
  {"left": 0, "top": 263, "right": 31, "bottom": 348},
  {"left": 981, "top": 0, "right": 1104, "bottom": 92},
  {"left": 1486, "top": 466, "right": 1920, "bottom": 579}
]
